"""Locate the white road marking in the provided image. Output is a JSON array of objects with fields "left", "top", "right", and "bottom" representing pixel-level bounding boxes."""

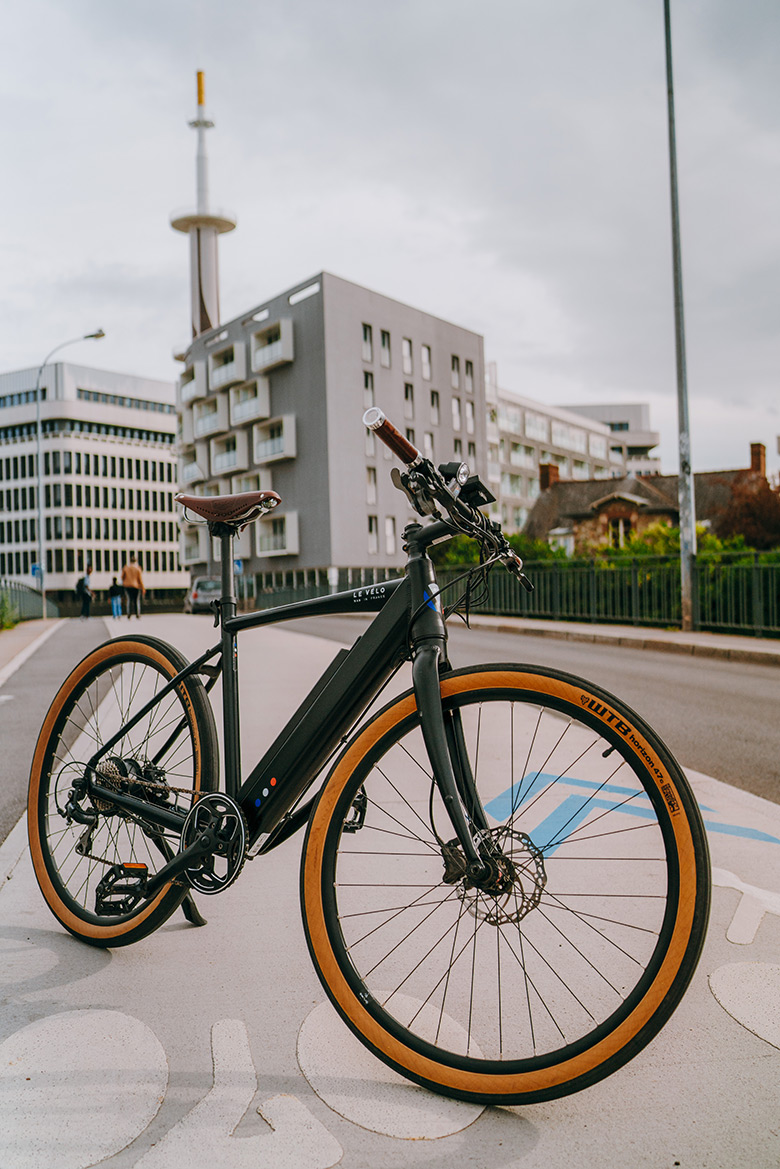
[
  {"left": 0, "top": 1009, "right": 168, "bottom": 1169},
  {"left": 712, "top": 866, "right": 780, "bottom": 944},
  {"left": 297, "top": 999, "right": 484, "bottom": 1139},
  {"left": 133, "top": 1019, "right": 342, "bottom": 1169},
  {"left": 0, "top": 619, "right": 64, "bottom": 690},
  {"left": 709, "top": 963, "right": 780, "bottom": 1050},
  {"left": 0, "top": 694, "right": 14, "bottom": 703}
]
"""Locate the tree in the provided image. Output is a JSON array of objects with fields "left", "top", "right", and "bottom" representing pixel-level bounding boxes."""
[{"left": 714, "top": 478, "right": 780, "bottom": 550}]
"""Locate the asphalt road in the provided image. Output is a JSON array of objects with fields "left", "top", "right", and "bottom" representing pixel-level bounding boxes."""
[
  {"left": 0, "top": 618, "right": 111, "bottom": 842},
  {"left": 2, "top": 613, "right": 777, "bottom": 853},
  {"left": 286, "top": 614, "right": 780, "bottom": 805}
]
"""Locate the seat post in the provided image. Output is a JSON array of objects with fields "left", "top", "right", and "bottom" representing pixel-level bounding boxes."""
[{"left": 218, "top": 527, "right": 241, "bottom": 798}]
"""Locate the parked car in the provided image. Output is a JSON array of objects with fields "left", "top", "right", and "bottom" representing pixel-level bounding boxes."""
[{"left": 184, "top": 578, "right": 221, "bottom": 614}]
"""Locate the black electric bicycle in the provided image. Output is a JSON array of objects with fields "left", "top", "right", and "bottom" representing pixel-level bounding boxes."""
[{"left": 28, "top": 408, "right": 710, "bottom": 1105}]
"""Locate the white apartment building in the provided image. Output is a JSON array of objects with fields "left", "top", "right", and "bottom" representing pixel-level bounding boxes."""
[
  {"left": 485, "top": 364, "right": 627, "bottom": 533},
  {"left": 0, "top": 363, "right": 188, "bottom": 601},
  {"left": 563, "top": 402, "right": 662, "bottom": 475}
]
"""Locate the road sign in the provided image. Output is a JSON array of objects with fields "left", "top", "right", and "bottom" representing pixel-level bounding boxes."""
[
  {"left": 233, "top": 559, "right": 243, "bottom": 575},
  {"left": 31, "top": 563, "right": 41, "bottom": 578}
]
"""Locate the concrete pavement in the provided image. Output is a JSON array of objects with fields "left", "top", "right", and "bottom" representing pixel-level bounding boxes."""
[{"left": 0, "top": 615, "right": 779, "bottom": 1168}]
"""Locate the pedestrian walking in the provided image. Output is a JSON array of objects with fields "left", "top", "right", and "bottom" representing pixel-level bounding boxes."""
[
  {"left": 75, "top": 565, "right": 94, "bottom": 619},
  {"left": 121, "top": 556, "right": 145, "bottom": 619},
  {"left": 108, "top": 577, "right": 123, "bottom": 618}
]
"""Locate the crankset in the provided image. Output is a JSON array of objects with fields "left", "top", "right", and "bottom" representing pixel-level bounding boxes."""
[{"left": 180, "top": 792, "right": 247, "bottom": 895}]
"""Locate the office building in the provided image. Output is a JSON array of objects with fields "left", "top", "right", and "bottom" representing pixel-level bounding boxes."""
[{"left": 0, "top": 362, "right": 187, "bottom": 599}]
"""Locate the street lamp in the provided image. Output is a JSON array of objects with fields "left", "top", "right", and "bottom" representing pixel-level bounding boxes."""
[{"left": 34, "top": 330, "right": 106, "bottom": 617}]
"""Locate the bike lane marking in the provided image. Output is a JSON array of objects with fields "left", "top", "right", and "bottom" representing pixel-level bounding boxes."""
[
  {"left": 0, "top": 1009, "right": 168, "bottom": 1169},
  {"left": 297, "top": 1000, "right": 484, "bottom": 1138},
  {"left": 132, "top": 1019, "right": 342, "bottom": 1169}
]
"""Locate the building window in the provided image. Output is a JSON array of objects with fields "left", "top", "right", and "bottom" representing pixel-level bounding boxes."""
[
  {"left": 465, "top": 360, "right": 474, "bottom": 393},
  {"left": 421, "top": 344, "right": 432, "bottom": 381},
  {"left": 380, "top": 330, "right": 391, "bottom": 368},
  {"left": 430, "top": 390, "right": 440, "bottom": 425},
  {"left": 405, "top": 427, "right": 416, "bottom": 446},
  {"left": 368, "top": 515, "right": 378, "bottom": 554},
  {"left": 451, "top": 355, "right": 460, "bottom": 389},
  {"left": 385, "top": 516, "right": 396, "bottom": 556},
  {"left": 424, "top": 433, "right": 434, "bottom": 461},
  {"left": 404, "top": 383, "right": 414, "bottom": 419},
  {"left": 526, "top": 411, "right": 549, "bottom": 442},
  {"left": 366, "top": 466, "right": 377, "bottom": 505},
  {"left": 465, "top": 400, "right": 475, "bottom": 434},
  {"left": 363, "top": 370, "right": 375, "bottom": 408},
  {"left": 451, "top": 398, "right": 461, "bottom": 431},
  {"left": 362, "top": 323, "right": 373, "bottom": 362},
  {"left": 402, "top": 337, "right": 413, "bottom": 375},
  {"left": 365, "top": 429, "right": 376, "bottom": 457},
  {"left": 609, "top": 517, "right": 632, "bottom": 548},
  {"left": 453, "top": 437, "right": 463, "bottom": 457},
  {"left": 467, "top": 441, "right": 476, "bottom": 460}
]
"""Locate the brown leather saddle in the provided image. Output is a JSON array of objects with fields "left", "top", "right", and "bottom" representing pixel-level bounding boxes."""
[{"left": 175, "top": 490, "right": 281, "bottom": 531}]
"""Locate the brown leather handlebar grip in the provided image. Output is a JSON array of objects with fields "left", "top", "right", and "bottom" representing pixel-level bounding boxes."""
[{"left": 363, "top": 407, "right": 421, "bottom": 465}]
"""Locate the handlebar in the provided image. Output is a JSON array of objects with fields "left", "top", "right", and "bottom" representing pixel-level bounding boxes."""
[
  {"left": 362, "top": 407, "right": 533, "bottom": 592},
  {"left": 363, "top": 407, "right": 421, "bottom": 466}
]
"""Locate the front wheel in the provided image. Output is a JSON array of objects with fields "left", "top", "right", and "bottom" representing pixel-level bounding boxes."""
[{"left": 301, "top": 663, "right": 710, "bottom": 1105}]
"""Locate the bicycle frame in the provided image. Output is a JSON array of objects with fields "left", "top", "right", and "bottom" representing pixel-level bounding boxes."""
[{"left": 85, "top": 515, "right": 489, "bottom": 879}]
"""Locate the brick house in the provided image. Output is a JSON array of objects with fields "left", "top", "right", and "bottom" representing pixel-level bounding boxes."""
[{"left": 524, "top": 444, "right": 768, "bottom": 554}]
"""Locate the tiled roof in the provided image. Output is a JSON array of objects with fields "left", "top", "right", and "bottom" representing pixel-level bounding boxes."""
[{"left": 525, "top": 468, "right": 751, "bottom": 539}]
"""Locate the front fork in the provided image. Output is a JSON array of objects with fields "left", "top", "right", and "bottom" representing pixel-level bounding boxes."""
[{"left": 406, "top": 539, "right": 491, "bottom": 881}]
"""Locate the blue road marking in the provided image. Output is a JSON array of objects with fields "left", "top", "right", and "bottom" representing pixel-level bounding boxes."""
[{"left": 485, "top": 772, "right": 780, "bottom": 853}]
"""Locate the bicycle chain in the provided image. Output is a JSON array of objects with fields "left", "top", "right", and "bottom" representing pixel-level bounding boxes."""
[{"left": 74, "top": 767, "right": 201, "bottom": 870}]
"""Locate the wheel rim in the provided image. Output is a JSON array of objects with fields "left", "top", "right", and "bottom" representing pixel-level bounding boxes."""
[
  {"left": 34, "top": 649, "right": 203, "bottom": 926},
  {"left": 310, "top": 679, "right": 698, "bottom": 1087}
]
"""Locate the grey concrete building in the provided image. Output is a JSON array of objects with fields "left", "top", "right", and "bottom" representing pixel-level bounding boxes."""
[
  {"left": 0, "top": 362, "right": 187, "bottom": 600},
  {"left": 177, "top": 272, "right": 486, "bottom": 594}
]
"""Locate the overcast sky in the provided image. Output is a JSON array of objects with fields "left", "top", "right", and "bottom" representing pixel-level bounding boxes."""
[{"left": 2, "top": 0, "right": 778, "bottom": 474}]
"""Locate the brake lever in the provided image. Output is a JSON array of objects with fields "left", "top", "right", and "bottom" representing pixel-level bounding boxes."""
[{"left": 501, "top": 552, "right": 534, "bottom": 593}]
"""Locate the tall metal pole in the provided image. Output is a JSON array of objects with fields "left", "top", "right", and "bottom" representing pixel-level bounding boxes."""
[
  {"left": 664, "top": 0, "right": 697, "bottom": 630},
  {"left": 34, "top": 331, "right": 105, "bottom": 618}
]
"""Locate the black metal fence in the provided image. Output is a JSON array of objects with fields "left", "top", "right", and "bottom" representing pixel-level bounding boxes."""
[
  {"left": 0, "top": 579, "right": 59, "bottom": 622},
  {"left": 247, "top": 554, "right": 779, "bottom": 638},
  {"left": 438, "top": 552, "right": 780, "bottom": 637}
]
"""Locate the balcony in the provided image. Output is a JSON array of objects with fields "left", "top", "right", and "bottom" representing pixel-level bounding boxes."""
[
  {"left": 193, "top": 393, "right": 229, "bottom": 438},
  {"left": 231, "top": 470, "right": 274, "bottom": 495},
  {"left": 180, "top": 524, "right": 208, "bottom": 565},
  {"left": 210, "top": 430, "right": 249, "bottom": 476},
  {"left": 255, "top": 511, "right": 299, "bottom": 558},
  {"left": 208, "top": 342, "right": 247, "bottom": 390},
  {"left": 178, "top": 360, "right": 207, "bottom": 405},
  {"left": 253, "top": 414, "right": 296, "bottom": 465},
  {"left": 230, "top": 378, "right": 270, "bottom": 427},
  {"left": 180, "top": 460, "right": 205, "bottom": 485},
  {"left": 251, "top": 318, "right": 293, "bottom": 373}
]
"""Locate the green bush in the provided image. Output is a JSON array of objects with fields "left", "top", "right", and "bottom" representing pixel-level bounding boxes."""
[{"left": 0, "top": 593, "right": 19, "bottom": 630}]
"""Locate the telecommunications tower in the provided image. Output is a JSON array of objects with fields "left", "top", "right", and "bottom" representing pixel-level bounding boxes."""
[{"left": 171, "top": 71, "right": 236, "bottom": 338}]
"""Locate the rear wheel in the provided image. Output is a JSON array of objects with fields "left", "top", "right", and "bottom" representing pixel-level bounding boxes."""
[
  {"left": 28, "top": 635, "right": 218, "bottom": 947},
  {"left": 301, "top": 664, "right": 710, "bottom": 1104}
]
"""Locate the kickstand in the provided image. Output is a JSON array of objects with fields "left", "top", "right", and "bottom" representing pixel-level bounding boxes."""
[{"left": 180, "top": 890, "right": 207, "bottom": 927}]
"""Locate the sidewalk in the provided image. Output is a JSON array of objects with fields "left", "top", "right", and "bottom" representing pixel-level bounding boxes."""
[
  {"left": 463, "top": 613, "right": 780, "bottom": 667},
  {"left": 1, "top": 614, "right": 779, "bottom": 1168}
]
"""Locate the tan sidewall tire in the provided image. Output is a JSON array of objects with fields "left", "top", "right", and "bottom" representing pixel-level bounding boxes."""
[
  {"left": 28, "top": 637, "right": 213, "bottom": 944},
  {"left": 301, "top": 667, "right": 707, "bottom": 1103}
]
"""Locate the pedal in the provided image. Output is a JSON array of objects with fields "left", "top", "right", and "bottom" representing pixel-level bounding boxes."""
[{"left": 95, "top": 862, "right": 148, "bottom": 916}]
